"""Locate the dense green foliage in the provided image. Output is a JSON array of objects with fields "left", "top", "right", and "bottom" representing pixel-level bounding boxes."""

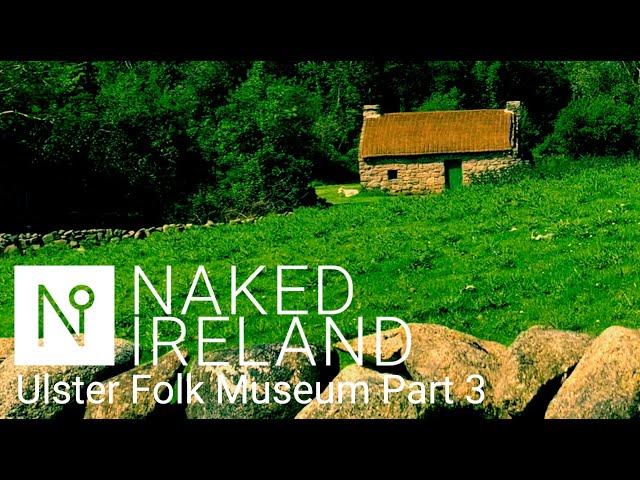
[
  {"left": 2, "top": 60, "right": 639, "bottom": 230},
  {"left": 540, "top": 61, "right": 640, "bottom": 156},
  {"left": 1, "top": 156, "right": 640, "bottom": 358},
  {"left": 542, "top": 96, "right": 637, "bottom": 156}
]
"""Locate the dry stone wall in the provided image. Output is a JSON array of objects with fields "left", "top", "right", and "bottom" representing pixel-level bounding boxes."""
[
  {"left": 1, "top": 324, "right": 638, "bottom": 419},
  {"left": 0, "top": 212, "right": 285, "bottom": 256}
]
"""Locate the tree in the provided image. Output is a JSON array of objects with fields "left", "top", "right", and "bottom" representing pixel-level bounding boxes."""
[{"left": 191, "top": 62, "right": 320, "bottom": 221}]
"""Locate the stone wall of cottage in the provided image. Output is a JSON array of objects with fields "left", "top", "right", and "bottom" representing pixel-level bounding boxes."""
[
  {"left": 359, "top": 158, "right": 446, "bottom": 193},
  {"left": 461, "top": 156, "right": 521, "bottom": 184},
  {"left": 359, "top": 155, "right": 521, "bottom": 194}
]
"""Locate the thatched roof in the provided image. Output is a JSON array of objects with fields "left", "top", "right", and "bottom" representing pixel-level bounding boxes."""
[{"left": 360, "top": 109, "right": 514, "bottom": 158}]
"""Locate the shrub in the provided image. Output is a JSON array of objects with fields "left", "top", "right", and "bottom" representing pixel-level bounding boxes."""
[
  {"left": 539, "top": 96, "right": 638, "bottom": 157},
  {"left": 194, "top": 63, "right": 320, "bottom": 220}
]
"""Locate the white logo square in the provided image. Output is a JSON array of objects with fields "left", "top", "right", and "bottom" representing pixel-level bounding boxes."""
[{"left": 14, "top": 266, "right": 115, "bottom": 366}]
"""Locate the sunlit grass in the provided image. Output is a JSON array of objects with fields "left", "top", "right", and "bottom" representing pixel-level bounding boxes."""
[{"left": 3, "top": 156, "right": 640, "bottom": 361}]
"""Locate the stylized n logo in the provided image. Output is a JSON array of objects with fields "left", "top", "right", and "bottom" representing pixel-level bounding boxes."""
[
  {"left": 15, "top": 266, "right": 114, "bottom": 366},
  {"left": 38, "top": 284, "right": 95, "bottom": 345}
]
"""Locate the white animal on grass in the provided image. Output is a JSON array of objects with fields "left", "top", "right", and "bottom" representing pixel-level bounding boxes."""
[{"left": 338, "top": 186, "right": 360, "bottom": 198}]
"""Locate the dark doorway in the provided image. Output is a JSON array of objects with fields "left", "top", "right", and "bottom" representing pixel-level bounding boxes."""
[{"left": 444, "top": 160, "right": 463, "bottom": 190}]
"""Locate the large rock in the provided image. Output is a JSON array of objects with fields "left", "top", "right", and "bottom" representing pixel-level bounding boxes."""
[
  {"left": 333, "top": 328, "right": 405, "bottom": 368},
  {"left": 545, "top": 326, "right": 640, "bottom": 419},
  {"left": 296, "top": 364, "right": 421, "bottom": 419},
  {"left": 84, "top": 349, "right": 188, "bottom": 419},
  {"left": 0, "top": 338, "right": 134, "bottom": 419},
  {"left": 0, "top": 339, "right": 13, "bottom": 363},
  {"left": 185, "top": 344, "right": 339, "bottom": 419},
  {"left": 493, "top": 326, "right": 592, "bottom": 418},
  {"left": 401, "top": 323, "right": 506, "bottom": 417},
  {"left": 3, "top": 245, "right": 19, "bottom": 255}
]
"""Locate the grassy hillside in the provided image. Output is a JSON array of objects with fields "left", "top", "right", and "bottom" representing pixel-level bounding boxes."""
[{"left": 2, "top": 156, "right": 640, "bottom": 360}]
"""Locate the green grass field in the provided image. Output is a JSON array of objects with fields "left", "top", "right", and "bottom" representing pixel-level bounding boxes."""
[
  {"left": 3, "top": 156, "right": 640, "bottom": 361},
  {"left": 314, "top": 183, "right": 388, "bottom": 205}
]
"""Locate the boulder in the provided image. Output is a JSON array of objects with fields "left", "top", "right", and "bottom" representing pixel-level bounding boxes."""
[
  {"left": 401, "top": 323, "right": 506, "bottom": 417},
  {"left": 0, "top": 338, "right": 134, "bottom": 419},
  {"left": 134, "top": 229, "right": 147, "bottom": 240},
  {"left": 42, "top": 233, "right": 56, "bottom": 244},
  {"left": 493, "top": 326, "right": 592, "bottom": 418},
  {"left": 84, "top": 349, "right": 188, "bottom": 419},
  {"left": 296, "top": 364, "right": 421, "bottom": 419},
  {"left": 3, "top": 245, "right": 19, "bottom": 255},
  {"left": 545, "top": 326, "right": 640, "bottom": 419},
  {"left": 185, "top": 344, "right": 339, "bottom": 419},
  {"left": 333, "top": 327, "right": 405, "bottom": 368},
  {"left": 0, "top": 339, "right": 13, "bottom": 363}
]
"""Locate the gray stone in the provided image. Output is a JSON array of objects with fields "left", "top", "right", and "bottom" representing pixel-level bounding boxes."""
[
  {"left": 134, "top": 229, "right": 147, "bottom": 240},
  {"left": 545, "top": 326, "right": 640, "bottom": 419},
  {"left": 3, "top": 245, "right": 19, "bottom": 255},
  {"left": 84, "top": 349, "right": 188, "bottom": 419},
  {"left": 296, "top": 365, "right": 422, "bottom": 419},
  {"left": 42, "top": 233, "right": 56, "bottom": 244},
  {"left": 0, "top": 338, "right": 134, "bottom": 419},
  {"left": 334, "top": 328, "right": 405, "bottom": 368},
  {"left": 401, "top": 323, "right": 506, "bottom": 417},
  {"left": 186, "top": 344, "right": 339, "bottom": 419},
  {"left": 493, "top": 326, "right": 592, "bottom": 418}
]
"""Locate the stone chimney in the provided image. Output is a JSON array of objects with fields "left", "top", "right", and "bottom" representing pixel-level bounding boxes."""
[
  {"left": 506, "top": 100, "right": 521, "bottom": 115},
  {"left": 363, "top": 104, "right": 382, "bottom": 119},
  {"left": 505, "top": 101, "right": 521, "bottom": 155}
]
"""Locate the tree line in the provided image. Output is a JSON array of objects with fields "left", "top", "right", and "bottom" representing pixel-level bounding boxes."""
[{"left": 1, "top": 61, "right": 638, "bottom": 230}]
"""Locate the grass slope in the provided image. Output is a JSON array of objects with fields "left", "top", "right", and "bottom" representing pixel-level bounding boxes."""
[
  {"left": 314, "top": 183, "right": 387, "bottom": 205},
  {"left": 2, "top": 157, "right": 640, "bottom": 360}
]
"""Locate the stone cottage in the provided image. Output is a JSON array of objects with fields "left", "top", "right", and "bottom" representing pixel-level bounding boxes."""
[{"left": 358, "top": 101, "right": 522, "bottom": 193}]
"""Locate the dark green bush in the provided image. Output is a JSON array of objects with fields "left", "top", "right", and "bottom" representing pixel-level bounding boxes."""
[
  {"left": 190, "top": 64, "right": 319, "bottom": 221},
  {"left": 539, "top": 96, "right": 638, "bottom": 157}
]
